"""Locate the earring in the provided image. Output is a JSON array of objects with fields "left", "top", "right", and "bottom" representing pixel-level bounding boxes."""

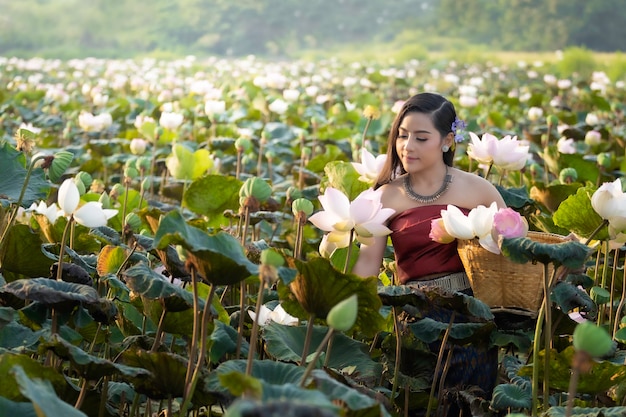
[{"left": 442, "top": 144, "right": 450, "bottom": 152}]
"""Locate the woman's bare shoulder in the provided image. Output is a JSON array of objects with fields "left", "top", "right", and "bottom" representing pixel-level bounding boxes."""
[{"left": 449, "top": 168, "right": 506, "bottom": 208}]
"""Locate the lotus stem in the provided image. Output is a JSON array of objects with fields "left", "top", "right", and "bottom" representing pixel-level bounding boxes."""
[
  {"left": 184, "top": 267, "right": 200, "bottom": 393},
  {"left": 121, "top": 177, "right": 130, "bottom": 231},
  {"left": 425, "top": 311, "right": 455, "bottom": 417},
  {"left": 390, "top": 306, "right": 402, "bottom": 409},
  {"left": 299, "top": 327, "right": 334, "bottom": 387},
  {"left": 294, "top": 212, "right": 305, "bottom": 259},
  {"left": 484, "top": 162, "right": 494, "bottom": 181},
  {"left": 532, "top": 295, "right": 547, "bottom": 416},
  {"left": 75, "top": 377, "right": 89, "bottom": 409},
  {"left": 98, "top": 376, "right": 109, "bottom": 417},
  {"left": 0, "top": 154, "right": 45, "bottom": 249},
  {"left": 543, "top": 263, "right": 552, "bottom": 406},
  {"left": 609, "top": 248, "right": 619, "bottom": 332},
  {"left": 150, "top": 303, "right": 167, "bottom": 352},
  {"left": 300, "top": 314, "right": 316, "bottom": 366},
  {"left": 323, "top": 333, "right": 334, "bottom": 368},
  {"left": 343, "top": 230, "right": 354, "bottom": 274},
  {"left": 257, "top": 139, "right": 264, "bottom": 176},
  {"left": 584, "top": 219, "right": 609, "bottom": 246},
  {"left": 235, "top": 280, "right": 246, "bottom": 359},
  {"left": 566, "top": 350, "right": 588, "bottom": 417},
  {"left": 613, "top": 254, "right": 626, "bottom": 338},
  {"left": 246, "top": 279, "right": 266, "bottom": 376},
  {"left": 181, "top": 282, "right": 216, "bottom": 415},
  {"left": 236, "top": 149, "right": 243, "bottom": 180}
]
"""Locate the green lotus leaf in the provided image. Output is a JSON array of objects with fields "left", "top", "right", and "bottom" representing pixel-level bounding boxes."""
[
  {"left": 589, "top": 285, "right": 610, "bottom": 305},
  {"left": 322, "top": 160, "right": 369, "bottom": 201},
  {"left": 377, "top": 285, "right": 493, "bottom": 320},
  {"left": 40, "top": 334, "right": 150, "bottom": 380},
  {"left": 152, "top": 210, "right": 257, "bottom": 285},
  {"left": 495, "top": 185, "right": 534, "bottom": 209},
  {"left": 223, "top": 397, "right": 338, "bottom": 417},
  {"left": 308, "top": 146, "right": 349, "bottom": 174},
  {"left": 121, "top": 348, "right": 214, "bottom": 405},
  {"left": 0, "top": 353, "right": 67, "bottom": 401},
  {"left": 545, "top": 406, "right": 626, "bottom": 416},
  {"left": 47, "top": 150, "right": 74, "bottom": 183},
  {"left": 141, "top": 297, "right": 199, "bottom": 337},
  {"left": 279, "top": 257, "right": 383, "bottom": 337},
  {"left": 500, "top": 235, "right": 591, "bottom": 268},
  {"left": 183, "top": 174, "right": 242, "bottom": 227},
  {"left": 0, "top": 396, "right": 37, "bottom": 417},
  {"left": 262, "top": 322, "right": 382, "bottom": 379},
  {"left": 218, "top": 371, "right": 263, "bottom": 398},
  {"left": 518, "top": 347, "right": 626, "bottom": 393},
  {"left": 552, "top": 186, "right": 609, "bottom": 241},
  {"left": 408, "top": 317, "right": 495, "bottom": 345},
  {"left": 133, "top": 232, "right": 190, "bottom": 281},
  {"left": 207, "top": 359, "right": 305, "bottom": 394},
  {"left": 530, "top": 183, "right": 585, "bottom": 213},
  {"left": 550, "top": 281, "right": 596, "bottom": 317},
  {"left": 122, "top": 262, "right": 202, "bottom": 312},
  {"left": 309, "top": 369, "right": 392, "bottom": 416},
  {"left": 490, "top": 383, "right": 531, "bottom": 411},
  {"left": 0, "top": 141, "right": 49, "bottom": 207},
  {"left": 0, "top": 278, "right": 99, "bottom": 308},
  {"left": 615, "top": 327, "right": 626, "bottom": 344},
  {"left": 209, "top": 320, "right": 249, "bottom": 364},
  {"left": 11, "top": 365, "right": 88, "bottom": 417},
  {"left": 0, "top": 224, "right": 55, "bottom": 278},
  {"left": 564, "top": 273, "right": 595, "bottom": 289}
]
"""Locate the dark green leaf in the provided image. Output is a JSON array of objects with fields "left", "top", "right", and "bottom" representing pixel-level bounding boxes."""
[
  {"left": 262, "top": 322, "right": 382, "bottom": 379},
  {"left": 279, "top": 257, "right": 384, "bottom": 337},
  {"left": 0, "top": 396, "right": 37, "bottom": 417},
  {"left": 496, "top": 185, "right": 534, "bottom": 209},
  {"left": 122, "top": 262, "right": 201, "bottom": 312},
  {"left": 207, "top": 359, "right": 305, "bottom": 394},
  {"left": 322, "top": 160, "right": 370, "bottom": 201},
  {"left": 490, "top": 383, "right": 531, "bottom": 411},
  {"left": 550, "top": 282, "right": 596, "bottom": 317},
  {"left": 0, "top": 141, "right": 49, "bottom": 207},
  {"left": 11, "top": 365, "right": 87, "bottom": 417},
  {"left": 152, "top": 210, "right": 257, "bottom": 285},
  {"left": 408, "top": 317, "right": 495, "bottom": 345},
  {"left": 0, "top": 353, "right": 67, "bottom": 401},
  {"left": 0, "top": 224, "right": 55, "bottom": 278},
  {"left": 0, "top": 278, "right": 99, "bottom": 307},
  {"left": 500, "top": 235, "right": 591, "bottom": 268}
]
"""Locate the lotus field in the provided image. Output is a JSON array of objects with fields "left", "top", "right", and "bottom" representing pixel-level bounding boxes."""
[{"left": 2, "top": 55, "right": 626, "bottom": 417}]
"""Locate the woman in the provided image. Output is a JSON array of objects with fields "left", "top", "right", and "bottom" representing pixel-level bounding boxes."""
[{"left": 352, "top": 92, "right": 505, "bottom": 405}]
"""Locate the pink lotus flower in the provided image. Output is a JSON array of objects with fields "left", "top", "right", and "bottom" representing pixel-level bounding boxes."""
[
  {"left": 429, "top": 218, "right": 455, "bottom": 244},
  {"left": 492, "top": 208, "right": 528, "bottom": 239},
  {"left": 467, "top": 132, "right": 529, "bottom": 171},
  {"left": 309, "top": 187, "right": 395, "bottom": 247}
]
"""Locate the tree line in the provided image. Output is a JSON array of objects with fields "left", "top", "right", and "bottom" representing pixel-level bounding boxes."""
[{"left": 0, "top": 0, "right": 623, "bottom": 58}]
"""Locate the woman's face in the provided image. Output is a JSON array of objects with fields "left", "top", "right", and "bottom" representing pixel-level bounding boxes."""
[{"left": 395, "top": 112, "right": 448, "bottom": 174}]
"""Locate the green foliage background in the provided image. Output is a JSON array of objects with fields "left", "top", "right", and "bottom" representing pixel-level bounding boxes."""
[{"left": 0, "top": 0, "right": 625, "bottom": 58}]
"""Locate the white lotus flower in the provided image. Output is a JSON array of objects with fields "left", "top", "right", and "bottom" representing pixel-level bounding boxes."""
[
  {"left": 352, "top": 148, "right": 386, "bottom": 183},
  {"left": 527, "top": 107, "right": 543, "bottom": 121},
  {"left": 248, "top": 305, "right": 272, "bottom": 326},
  {"left": 78, "top": 111, "right": 112, "bottom": 132},
  {"left": 248, "top": 304, "right": 298, "bottom": 327},
  {"left": 268, "top": 98, "right": 288, "bottom": 115},
  {"left": 159, "top": 111, "right": 184, "bottom": 130},
  {"left": 58, "top": 178, "right": 118, "bottom": 228},
  {"left": 440, "top": 203, "right": 500, "bottom": 253},
  {"left": 204, "top": 100, "right": 226, "bottom": 117},
  {"left": 29, "top": 201, "right": 62, "bottom": 224},
  {"left": 585, "top": 113, "right": 599, "bottom": 126},
  {"left": 591, "top": 178, "right": 626, "bottom": 237},
  {"left": 557, "top": 137, "right": 576, "bottom": 154},
  {"left": 309, "top": 187, "right": 395, "bottom": 247}
]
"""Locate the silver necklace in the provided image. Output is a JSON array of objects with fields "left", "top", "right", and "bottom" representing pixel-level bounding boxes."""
[{"left": 403, "top": 166, "right": 452, "bottom": 203}]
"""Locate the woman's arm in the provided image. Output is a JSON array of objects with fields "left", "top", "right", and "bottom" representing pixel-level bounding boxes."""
[{"left": 351, "top": 234, "right": 388, "bottom": 278}]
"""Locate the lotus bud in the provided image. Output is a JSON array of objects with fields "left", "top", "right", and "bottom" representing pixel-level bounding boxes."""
[
  {"left": 326, "top": 294, "right": 358, "bottom": 332},
  {"left": 73, "top": 177, "right": 86, "bottom": 195},
  {"left": 584, "top": 130, "right": 602, "bottom": 146},
  {"left": 124, "top": 157, "right": 138, "bottom": 170},
  {"left": 597, "top": 152, "right": 612, "bottom": 169},
  {"left": 99, "top": 192, "right": 111, "bottom": 209},
  {"left": 141, "top": 177, "right": 151, "bottom": 192},
  {"left": 136, "top": 156, "right": 151, "bottom": 172},
  {"left": 90, "top": 179, "right": 105, "bottom": 194},
  {"left": 239, "top": 177, "right": 272, "bottom": 206},
  {"left": 125, "top": 212, "right": 142, "bottom": 230},
  {"left": 235, "top": 137, "right": 252, "bottom": 153},
  {"left": 265, "top": 149, "right": 276, "bottom": 161},
  {"left": 129, "top": 138, "right": 148, "bottom": 155},
  {"left": 362, "top": 105, "right": 381, "bottom": 120},
  {"left": 292, "top": 198, "right": 314, "bottom": 217},
  {"left": 558, "top": 167, "right": 578, "bottom": 184},
  {"left": 573, "top": 321, "right": 613, "bottom": 357},
  {"left": 110, "top": 183, "right": 125, "bottom": 199},
  {"left": 124, "top": 166, "right": 139, "bottom": 179},
  {"left": 286, "top": 186, "right": 302, "bottom": 203},
  {"left": 48, "top": 150, "right": 74, "bottom": 183},
  {"left": 75, "top": 171, "right": 93, "bottom": 190},
  {"left": 547, "top": 114, "right": 559, "bottom": 126}
]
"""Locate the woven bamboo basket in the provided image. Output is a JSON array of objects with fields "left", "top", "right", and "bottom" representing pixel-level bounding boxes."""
[{"left": 456, "top": 231, "right": 566, "bottom": 316}]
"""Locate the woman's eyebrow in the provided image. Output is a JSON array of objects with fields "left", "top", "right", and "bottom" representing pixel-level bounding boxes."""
[{"left": 399, "top": 126, "right": 432, "bottom": 134}]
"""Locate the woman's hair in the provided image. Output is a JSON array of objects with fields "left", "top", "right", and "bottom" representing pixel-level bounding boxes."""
[{"left": 374, "top": 92, "right": 457, "bottom": 189}]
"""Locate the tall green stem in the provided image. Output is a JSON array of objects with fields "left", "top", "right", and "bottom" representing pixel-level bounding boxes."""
[
  {"left": 246, "top": 279, "right": 266, "bottom": 376},
  {"left": 343, "top": 230, "right": 354, "bottom": 274},
  {"left": 390, "top": 306, "right": 402, "bottom": 409},
  {"left": 299, "top": 327, "right": 334, "bottom": 387},
  {"left": 300, "top": 314, "right": 316, "bottom": 366}
]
